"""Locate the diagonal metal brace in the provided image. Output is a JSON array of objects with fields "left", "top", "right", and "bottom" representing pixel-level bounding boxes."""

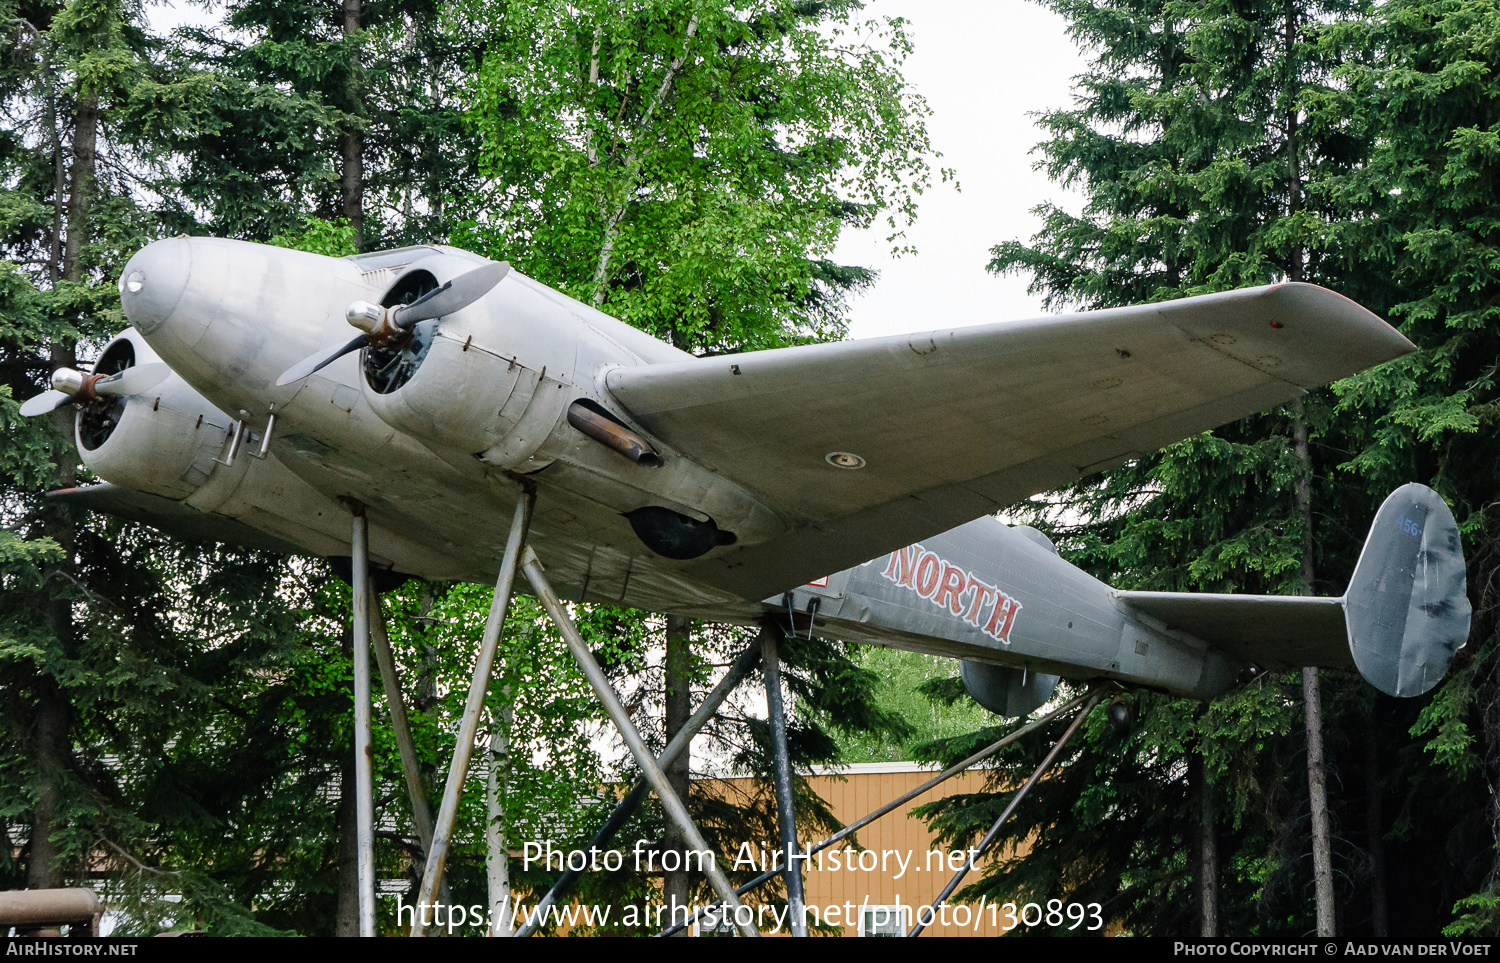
[
  {"left": 368, "top": 595, "right": 436, "bottom": 859},
  {"left": 522, "top": 546, "right": 760, "bottom": 938},
  {"left": 514, "top": 640, "right": 762, "bottom": 938},
  {"left": 654, "top": 685, "right": 1103, "bottom": 937},
  {"left": 760, "top": 623, "right": 807, "bottom": 936},
  {"left": 908, "top": 685, "right": 1107, "bottom": 937},
  {"left": 410, "top": 491, "right": 534, "bottom": 937}
]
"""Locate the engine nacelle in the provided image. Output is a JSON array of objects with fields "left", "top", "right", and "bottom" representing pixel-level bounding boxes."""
[
  {"left": 77, "top": 331, "right": 238, "bottom": 500},
  {"left": 359, "top": 262, "right": 787, "bottom": 554},
  {"left": 359, "top": 255, "right": 577, "bottom": 470}
]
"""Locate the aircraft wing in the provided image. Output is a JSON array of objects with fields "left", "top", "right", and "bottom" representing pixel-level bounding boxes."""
[
  {"left": 48, "top": 483, "right": 305, "bottom": 555},
  {"left": 606, "top": 283, "right": 1413, "bottom": 600}
]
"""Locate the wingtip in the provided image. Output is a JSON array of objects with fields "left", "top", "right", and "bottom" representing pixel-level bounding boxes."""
[{"left": 1259, "top": 282, "right": 1416, "bottom": 382}]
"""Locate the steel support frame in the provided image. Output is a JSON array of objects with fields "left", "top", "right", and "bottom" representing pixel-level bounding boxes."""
[
  {"left": 388, "top": 491, "right": 753, "bottom": 936},
  {"left": 514, "top": 641, "right": 763, "bottom": 938},
  {"left": 760, "top": 623, "right": 808, "bottom": 936},
  {"left": 351, "top": 511, "right": 376, "bottom": 938},
  {"left": 522, "top": 546, "right": 760, "bottom": 938},
  {"left": 352, "top": 496, "right": 1101, "bottom": 940},
  {"left": 907, "top": 685, "right": 1107, "bottom": 937},
  {"left": 654, "top": 685, "right": 1104, "bottom": 938}
]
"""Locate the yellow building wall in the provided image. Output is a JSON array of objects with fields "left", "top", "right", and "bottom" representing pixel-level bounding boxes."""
[{"left": 701, "top": 765, "right": 1027, "bottom": 937}]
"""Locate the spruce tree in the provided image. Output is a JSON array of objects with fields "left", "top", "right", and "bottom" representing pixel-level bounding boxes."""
[
  {"left": 952, "top": 0, "right": 1396, "bottom": 936},
  {"left": 169, "top": 0, "right": 481, "bottom": 247},
  {"left": 1, "top": 0, "right": 195, "bottom": 894},
  {"left": 1327, "top": 0, "right": 1500, "bottom": 934},
  {"left": 0, "top": 1, "right": 356, "bottom": 933}
]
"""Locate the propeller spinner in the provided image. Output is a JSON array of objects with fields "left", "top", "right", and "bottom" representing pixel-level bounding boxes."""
[
  {"left": 276, "top": 261, "right": 506, "bottom": 387},
  {"left": 19, "top": 363, "right": 170, "bottom": 417}
]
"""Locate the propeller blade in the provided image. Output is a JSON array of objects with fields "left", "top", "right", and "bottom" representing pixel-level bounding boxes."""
[
  {"left": 392, "top": 262, "right": 504, "bottom": 327},
  {"left": 93, "top": 362, "right": 170, "bottom": 398},
  {"left": 19, "top": 389, "right": 74, "bottom": 417},
  {"left": 276, "top": 334, "right": 368, "bottom": 386}
]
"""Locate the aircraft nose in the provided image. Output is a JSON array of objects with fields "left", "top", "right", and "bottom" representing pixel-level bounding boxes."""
[{"left": 118, "top": 237, "right": 191, "bottom": 335}]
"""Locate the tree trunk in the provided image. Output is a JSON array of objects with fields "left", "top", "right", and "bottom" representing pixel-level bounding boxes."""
[
  {"left": 336, "top": 625, "right": 358, "bottom": 936},
  {"left": 28, "top": 90, "right": 97, "bottom": 891},
  {"left": 486, "top": 703, "right": 513, "bottom": 936},
  {"left": 662, "top": 614, "right": 692, "bottom": 933},
  {"left": 1366, "top": 699, "right": 1388, "bottom": 936},
  {"left": 1284, "top": 0, "right": 1334, "bottom": 933},
  {"left": 26, "top": 676, "right": 69, "bottom": 890},
  {"left": 1192, "top": 750, "right": 1219, "bottom": 936},
  {"left": 336, "top": 756, "right": 359, "bottom": 936},
  {"left": 1303, "top": 667, "right": 1336, "bottom": 936},
  {"left": 1285, "top": 5, "right": 1303, "bottom": 286},
  {"left": 341, "top": 0, "right": 364, "bottom": 250},
  {"left": 1292, "top": 398, "right": 1335, "bottom": 936}
]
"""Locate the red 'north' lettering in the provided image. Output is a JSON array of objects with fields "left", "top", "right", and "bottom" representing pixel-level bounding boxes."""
[
  {"left": 997, "top": 598, "right": 1022, "bottom": 644},
  {"left": 984, "top": 596, "right": 1013, "bottom": 640},
  {"left": 878, "top": 543, "right": 1023, "bottom": 643},
  {"left": 934, "top": 563, "right": 968, "bottom": 615},
  {"left": 963, "top": 577, "right": 997, "bottom": 627},
  {"left": 914, "top": 552, "right": 941, "bottom": 599},
  {"left": 881, "top": 545, "right": 920, "bottom": 588}
]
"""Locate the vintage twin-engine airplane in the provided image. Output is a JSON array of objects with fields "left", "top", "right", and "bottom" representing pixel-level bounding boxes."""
[{"left": 28, "top": 237, "right": 1470, "bottom": 715}]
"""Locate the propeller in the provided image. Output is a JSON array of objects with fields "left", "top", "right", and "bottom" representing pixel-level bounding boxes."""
[
  {"left": 276, "top": 261, "right": 505, "bottom": 387},
  {"left": 19, "top": 363, "right": 170, "bottom": 417}
]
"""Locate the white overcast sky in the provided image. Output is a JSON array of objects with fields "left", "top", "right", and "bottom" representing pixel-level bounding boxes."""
[
  {"left": 147, "top": 0, "right": 1091, "bottom": 340},
  {"left": 831, "top": 2, "right": 1089, "bottom": 339}
]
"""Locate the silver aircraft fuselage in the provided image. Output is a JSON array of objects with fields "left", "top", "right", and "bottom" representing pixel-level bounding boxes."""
[{"left": 79, "top": 236, "right": 1452, "bottom": 709}]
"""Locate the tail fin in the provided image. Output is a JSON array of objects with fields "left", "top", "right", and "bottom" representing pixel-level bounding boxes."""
[
  {"left": 1114, "top": 483, "right": 1470, "bottom": 698},
  {"left": 1344, "top": 483, "right": 1470, "bottom": 697}
]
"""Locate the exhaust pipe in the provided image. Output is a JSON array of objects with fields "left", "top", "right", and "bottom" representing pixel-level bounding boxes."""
[{"left": 567, "top": 399, "right": 663, "bottom": 468}]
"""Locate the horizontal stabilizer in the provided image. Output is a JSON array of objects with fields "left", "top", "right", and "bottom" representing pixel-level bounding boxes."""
[
  {"left": 1113, "top": 592, "right": 1350, "bottom": 670},
  {"left": 1116, "top": 484, "right": 1470, "bottom": 698}
]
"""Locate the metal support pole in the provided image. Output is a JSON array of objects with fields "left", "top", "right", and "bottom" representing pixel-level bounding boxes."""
[
  {"left": 351, "top": 511, "right": 376, "bottom": 938},
  {"left": 654, "top": 685, "right": 1102, "bottom": 937},
  {"left": 522, "top": 547, "right": 760, "bottom": 938},
  {"left": 410, "top": 491, "right": 534, "bottom": 937},
  {"left": 486, "top": 705, "right": 514, "bottom": 937},
  {"left": 908, "top": 686, "right": 1107, "bottom": 937},
  {"left": 514, "top": 641, "right": 763, "bottom": 937},
  {"left": 760, "top": 625, "right": 807, "bottom": 936},
  {"left": 369, "top": 595, "right": 436, "bottom": 856}
]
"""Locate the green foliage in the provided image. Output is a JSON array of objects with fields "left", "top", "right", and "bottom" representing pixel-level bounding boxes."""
[
  {"left": 461, "top": 0, "right": 943, "bottom": 351},
  {"left": 446, "top": 0, "right": 944, "bottom": 927},
  {"left": 268, "top": 217, "right": 358, "bottom": 257},
  {"left": 834, "top": 648, "right": 990, "bottom": 764},
  {"left": 169, "top": 0, "right": 481, "bottom": 246},
  {"left": 927, "top": 0, "right": 1500, "bottom": 938},
  {"left": 1445, "top": 893, "right": 1500, "bottom": 937}
]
